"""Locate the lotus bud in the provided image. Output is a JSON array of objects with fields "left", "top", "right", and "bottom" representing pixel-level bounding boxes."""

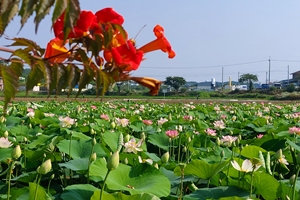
[
  {"left": 107, "top": 151, "right": 119, "bottom": 171},
  {"left": 161, "top": 152, "right": 170, "bottom": 163},
  {"left": 11, "top": 145, "right": 22, "bottom": 159},
  {"left": 216, "top": 137, "right": 221, "bottom": 146},
  {"left": 124, "top": 134, "right": 130, "bottom": 143},
  {"left": 38, "top": 159, "right": 52, "bottom": 175},
  {"left": 182, "top": 146, "right": 187, "bottom": 153},
  {"left": 279, "top": 173, "right": 284, "bottom": 180},
  {"left": 76, "top": 106, "right": 81, "bottom": 113},
  {"left": 29, "top": 123, "right": 32, "bottom": 129},
  {"left": 154, "top": 163, "right": 159, "bottom": 169},
  {"left": 140, "top": 132, "right": 146, "bottom": 141},
  {"left": 111, "top": 121, "right": 116, "bottom": 129},
  {"left": 290, "top": 174, "right": 296, "bottom": 185},
  {"left": 156, "top": 127, "right": 161, "bottom": 132},
  {"left": 50, "top": 174, "right": 55, "bottom": 180},
  {"left": 0, "top": 116, "right": 6, "bottom": 123},
  {"left": 4, "top": 131, "right": 8, "bottom": 138},
  {"left": 138, "top": 116, "right": 142, "bottom": 121},
  {"left": 90, "top": 153, "right": 97, "bottom": 162},
  {"left": 90, "top": 129, "right": 95, "bottom": 135},
  {"left": 168, "top": 113, "right": 172, "bottom": 121},
  {"left": 220, "top": 150, "right": 225, "bottom": 158},
  {"left": 124, "top": 158, "right": 128, "bottom": 164},
  {"left": 179, "top": 163, "right": 186, "bottom": 170},
  {"left": 36, "top": 166, "right": 40, "bottom": 173},
  {"left": 187, "top": 137, "right": 191, "bottom": 143},
  {"left": 275, "top": 149, "right": 283, "bottom": 159},
  {"left": 92, "top": 138, "right": 97, "bottom": 146}
]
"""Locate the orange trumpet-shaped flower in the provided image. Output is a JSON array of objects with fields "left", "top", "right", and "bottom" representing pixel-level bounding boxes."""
[
  {"left": 44, "top": 38, "right": 70, "bottom": 63},
  {"left": 128, "top": 77, "right": 162, "bottom": 95},
  {"left": 138, "top": 25, "right": 175, "bottom": 58},
  {"left": 111, "top": 40, "right": 143, "bottom": 71}
]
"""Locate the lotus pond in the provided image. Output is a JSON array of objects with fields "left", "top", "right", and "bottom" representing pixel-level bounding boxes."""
[{"left": 0, "top": 100, "right": 300, "bottom": 199}]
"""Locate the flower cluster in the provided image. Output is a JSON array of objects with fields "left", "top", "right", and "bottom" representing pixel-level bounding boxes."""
[{"left": 44, "top": 7, "right": 175, "bottom": 95}]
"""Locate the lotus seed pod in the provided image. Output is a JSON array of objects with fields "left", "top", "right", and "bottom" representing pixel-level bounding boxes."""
[
  {"left": 161, "top": 152, "right": 170, "bottom": 163},
  {"left": 11, "top": 145, "right": 21, "bottom": 159},
  {"left": 90, "top": 153, "right": 97, "bottom": 162},
  {"left": 107, "top": 151, "right": 119, "bottom": 171},
  {"left": 4, "top": 131, "right": 8, "bottom": 138},
  {"left": 39, "top": 159, "right": 52, "bottom": 175}
]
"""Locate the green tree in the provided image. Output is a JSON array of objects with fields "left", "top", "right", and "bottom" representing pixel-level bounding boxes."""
[
  {"left": 239, "top": 73, "right": 258, "bottom": 92},
  {"left": 164, "top": 76, "right": 186, "bottom": 93}
]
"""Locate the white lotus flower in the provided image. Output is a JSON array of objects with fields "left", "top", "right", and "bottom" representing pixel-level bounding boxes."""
[{"left": 231, "top": 159, "right": 261, "bottom": 173}]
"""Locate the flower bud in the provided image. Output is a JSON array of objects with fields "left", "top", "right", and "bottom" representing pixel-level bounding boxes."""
[
  {"left": 161, "top": 152, "right": 170, "bottom": 163},
  {"left": 168, "top": 113, "right": 172, "bottom": 121},
  {"left": 140, "top": 132, "right": 146, "bottom": 141},
  {"left": 154, "top": 163, "right": 159, "bottom": 169},
  {"left": 111, "top": 121, "right": 116, "bottom": 129},
  {"left": 4, "top": 131, "right": 8, "bottom": 138},
  {"left": 0, "top": 116, "right": 6, "bottom": 123},
  {"left": 275, "top": 149, "right": 283, "bottom": 160},
  {"left": 38, "top": 159, "right": 52, "bottom": 175},
  {"left": 107, "top": 151, "right": 119, "bottom": 171},
  {"left": 90, "top": 129, "right": 95, "bottom": 135},
  {"left": 220, "top": 150, "right": 225, "bottom": 158},
  {"left": 216, "top": 137, "right": 221, "bottom": 146},
  {"left": 90, "top": 153, "right": 97, "bottom": 162},
  {"left": 290, "top": 174, "right": 296, "bottom": 185},
  {"left": 124, "top": 134, "right": 130, "bottom": 143},
  {"left": 182, "top": 146, "right": 187, "bottom": 153},
  {"left": 124, "top": 158, "right": 128, "bottom": 164},
  {"left": 11, "top": 145, "right": 22, "bottom": 159},
  {"left": 92, "top": 138, "right": 97, "bottom": 146}
]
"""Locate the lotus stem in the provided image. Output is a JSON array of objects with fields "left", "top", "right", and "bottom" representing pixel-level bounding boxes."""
[
  {"left": 100, "top": 170, "right": 111, "bottom": 200},
  {"left": 6, "top": 161, "right": 15, "bottom": 200}
]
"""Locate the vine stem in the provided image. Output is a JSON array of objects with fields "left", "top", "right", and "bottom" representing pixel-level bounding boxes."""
[{"left": 100, "top": 170, "right": 111, "bottom": 200}]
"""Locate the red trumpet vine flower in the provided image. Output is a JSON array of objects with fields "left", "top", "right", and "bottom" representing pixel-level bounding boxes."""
[
  {"left": 53, "top": 10, "right": 96, "bottom": 40},
  {"left": 111, "top": 40, "right": 143, "bottom": 71},
  {"left": 128, "top": 77, "right": 162, "bottom": 95},
  {"left": 95, "top": 7, "right": 124, "bottom": 25},
  {"left": 138, "top": 25, "right": 175, "bottom": 58},
  {"left": 44, "top": 38, "right": 70, "bottom": 63}
]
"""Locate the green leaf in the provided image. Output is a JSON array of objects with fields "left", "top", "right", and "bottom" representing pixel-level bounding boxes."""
[
  {"left": 95, "top": 69, "right": 112, "bottom": 97},
  {"left": 0, "top": 61, "right": 22, "bottom": 110},
  {"left": 0, "top": 0, "right": 19, "bottom": 36},
  {"left": 76, "top": 65, "right": 94, "bottom": 97},
  {"left": 8, "top": 37, "right": 44, "bottom": 56},
  {"left": 0, "top": 148, "right": 13, "bottom": 161},
  {"left": 91, "top": 190, "right": 160, "bottom": 200},
  {"left": 59, "top": 157, "right": 89, "bottom": 172},
  {"left": 184, "top": 186, "right": 249, "bottom": 200},
  {"left": 52, "top": 0, "right": 67, "bottom": 24},
  {"left": 26, "top": 62, "right": 44, "bottom": 93},
  {"left": 148, "top": 131, "right": 171, "bottom": 151},
  {"left": 18, "top": 0, "right": 36, "bottom": 32},
  {"left": 103, "top": 131, "right": 120, "bottom": 152},
  {"left": 66, "top": 64, "right": 81, "bottom": 97},
  {"left": 12, "top": 171, "right": 37, "bottom": 183},
  {"left": 34, "top": 0, "right": 55, "bottom": 33},
  {"left": 28, "top": 182, "right": 51, "bottom": 200},
  {"left": 57, "top": 139, "right": 93, "bottom": 159},
  {"left": 247, "top": 171, "right": 279, "bottom": 200},
  {"left": 62, "top": 0, "right": 80, "bottom": 41},
  {"left": 12, "top": 49, "right": 34, "bottom": 65},
  {"left": 240, "top": 145, "right": 266, "bottom": 159},
  {"left": 90, "top": 161, "right": 170, "bottom": 197},
  {"left": 60, "top": 184, "right": 99, "bottom": 200},
  {"left": 182, "top": 159, "right": 229, "bottom": 180}
]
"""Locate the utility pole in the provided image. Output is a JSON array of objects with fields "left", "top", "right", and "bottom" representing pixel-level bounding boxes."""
[
  {"left": 237, "top": 71, "right": 240, "bottom": 85},
  {"left": 268, "top": 57, "right": 271, "bottom": 84},
  {"left": 266, "top": 72, "right": 268, "bottom": 84},
  {"left": 221, "top": 67, "right": 224, "bottom": 91},
  {"left": 288, "top": 65, "right": 290, "bottom": 84}
]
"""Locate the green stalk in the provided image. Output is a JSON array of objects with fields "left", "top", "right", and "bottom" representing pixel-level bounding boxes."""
[
  {"left": 177, "top": 135, "right": 182, "bottom": 163},
  {"left": 292, "top": 167, "right": 300, "bottom": 200},
  {"left": 34, "top": 174, "right": 41, "bottom": 200},
  {"left": 7, "top": 161, "right": 15, "bottom": 200},
  {"left": 249, "top": 170, "right": 255, "bottom": 198},
  {"left": 100, "top": 170, "right": 111, "bottom": 200}
]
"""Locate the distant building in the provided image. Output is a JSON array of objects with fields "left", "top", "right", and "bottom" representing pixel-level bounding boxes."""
[
  {"left": 291, "top": 70, "right": 300, "bottom": 80},
  {"left": 0, "top": 77, "right": 3, "bottom": 90}
]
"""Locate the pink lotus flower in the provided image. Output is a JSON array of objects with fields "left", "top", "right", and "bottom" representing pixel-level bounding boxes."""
[
  {"left": 100, "top": 114, "right": 110, "bottom": 121},
  {"left": 158, "top": 118, "right": 168, "bottom": 126},
  {"left": 289, "top": 126, "right": 300, "bottom": 135},
  {"left": 91, "top": 105, "right": 97, "bottom": 110},
  {"left": 0, "top": 137, "right": 13, "bottom": 148},
  {"left": 220, "top": 135, "right": 238, "bottom": 146},
  {"left": 166, "top": 130, "right": 179, "bottom": 139},
  {"left": 116, "top": 118, "right": 129, "bottom": 127},
  {"left": 142, "top": 120, "right": 153, "bottom": 126},
  {"left": 59, "top": 116, "right": 75, "bottom": 128},
  {"left": 204, "top": 128, "right": 217, "bottom": 136},
  {"left": 213, "top": 120, "right": 226, "bottom": 130},
  {"left": 183, "top": 115, "right": 193, "bottom": 121},
  {"left": 257, "top": 134, "right": 264, "bottom": 139}
]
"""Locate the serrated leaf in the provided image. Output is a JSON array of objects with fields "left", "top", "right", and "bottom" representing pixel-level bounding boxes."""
[
  {"left": 26, "top": 63, "right": 44, "bottom": 93},
  {"left": 76, "top": 66, "right": 94, "bottom": 97},
  {"left": 18, "top": 0, "right": 36, "bottom": 32},
  {"left": 34, "top": 0, "right": 55, "bottom": 33},
  {"left": 75, "top": 48, "right": 89, "bottom": 64},
  {"left": 62, "top": 0, "right": 80, "bottom": 41},
  {"left": 8, "top": 37, "right": 44, "bottom": 56},
  {"left": 0, "top": 61, "right": 23, "bottom": 111},
  {"left": 0, "top": 0, "right": 19, "bottom": 36},
  {"left": 52, "top": 0, "right": 67, "bottom": 25},
  {"left": 95, "top": 69, "right": 112, "bottom": 97},
  {"left": 66, "top": 64, "right": 80, "bottom": 97},
  {"left": 12, "top": 49, "right": 34, "bottom": 65}
]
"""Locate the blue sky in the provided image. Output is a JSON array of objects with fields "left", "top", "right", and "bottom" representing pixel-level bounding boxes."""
[{"left": 1, "top": 1, "right": 300, "bottom": 83}]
